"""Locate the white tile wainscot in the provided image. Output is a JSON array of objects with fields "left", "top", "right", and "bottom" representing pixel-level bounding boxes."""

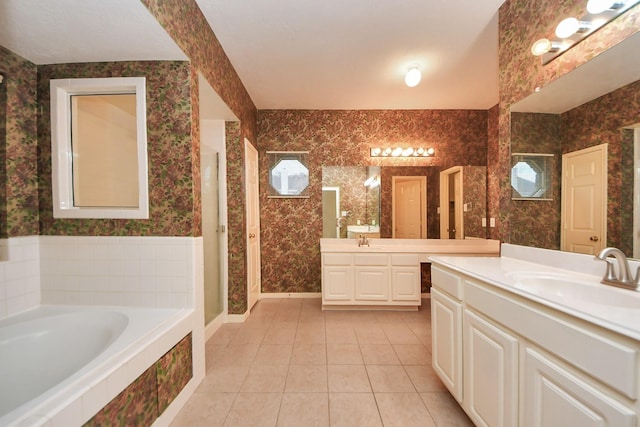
[
  {"left": 0, "top": 236, "right": 40, "bottom": 318},
  {"left": 320, "top": 238, "right": 500, "bottom": 310},
  {"left": 430, "top": 244, "right": 640, "bottom": 427}
]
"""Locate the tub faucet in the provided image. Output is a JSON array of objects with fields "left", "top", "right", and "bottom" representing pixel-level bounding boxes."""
[
  {"left": 358, "top": 234, "right": 369, "bottom": 247},
  {"left": 594, "top": 247, "right": 639, "bottom": 291}
]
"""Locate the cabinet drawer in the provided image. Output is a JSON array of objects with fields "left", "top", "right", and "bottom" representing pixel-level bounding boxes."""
[
  {"left": 323, "top": 253, "right": 353, "bottom": 266},
  {"left": 391, "top": 254, "right": 419, "bottom": 266},
  {"left": 355, "top": 253, "right": 388, "bottom": 266},
  {"left": 431, "top": 265, "right": 463, "bottom": 299},
  {"left": 465, "top": 279, "right": 639, "bottom": 399}
]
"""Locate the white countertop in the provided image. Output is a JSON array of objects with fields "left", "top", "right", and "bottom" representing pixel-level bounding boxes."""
[
  {"left": 430, "top": 253, "right": 640, "bottom": 341},
  {"left": 320, "top": 238, "right": 501, "bottom": 255}
]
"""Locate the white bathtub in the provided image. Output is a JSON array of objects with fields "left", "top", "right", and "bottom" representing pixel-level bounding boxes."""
[{"left": 0, "top": 305, "right": 190, "bottom": 427}]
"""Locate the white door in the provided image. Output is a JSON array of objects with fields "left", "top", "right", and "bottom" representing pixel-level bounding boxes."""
[
  {"left": 322, "top": 186, "right": 340, "bottom": 238},
  {"left": 392, "top": 176, "right": 426, "bottom": 238},
  {"left": 245, "top": 139, "right": 260, "bottom": 311},
  {"left": 561, "top": 144, "right": 607, "bottom": 255}
]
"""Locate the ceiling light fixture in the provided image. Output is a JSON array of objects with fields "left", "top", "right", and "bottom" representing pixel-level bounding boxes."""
[
  {"left": 587, "top": 0, "right": 625, "bottom": 14},
  {"left": 404, "top": 66, "right": 421, "bottom": 87},
  {"left": 370, "top": 147, "right": 435, "bottom": 157},
  {"left": 555, "top": 17, "right": 591, "bottom": 38},
  {"left": 531, "top": 38, "right": 567, "bottom": 56}
]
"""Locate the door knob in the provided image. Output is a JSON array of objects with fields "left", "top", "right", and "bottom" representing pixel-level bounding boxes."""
[
  {"left": 589, "top": 236, "right": 599, "bottom": 242},
  {"left": 249, "top": 233, "right": 256, "bottom": 238}
]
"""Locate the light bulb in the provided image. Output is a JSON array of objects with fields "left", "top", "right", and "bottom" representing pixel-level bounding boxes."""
[
  {"left": 404, "top": 67, "right": 421, "bottom": 87},
  {"left": 555, "top": 17, "right": 580, "bottom": 38},
  {"left": 426, "top": 148, "right": 435, "bottom": 156},
  {"left": 403, "top": 148, "right": 414, "bottom": 156},
  {"left": 531, "top": 38, "right": 552, "bottom": 56},
  {"left": 587, "top": 0, "right": 618, "bottom": 14},
  {"left": 371, "top": 148, "right": 381, "bottom": 156},
  {"left": 392, "top": 147, "right": 403, "bottom": 157},
  {"left": 383, "top": 148, "right": 392, "bottom": 156}
]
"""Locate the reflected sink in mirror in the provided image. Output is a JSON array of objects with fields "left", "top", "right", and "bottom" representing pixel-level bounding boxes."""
[{"left": 506, "top": 271, "right": 640, "bottom": 309}]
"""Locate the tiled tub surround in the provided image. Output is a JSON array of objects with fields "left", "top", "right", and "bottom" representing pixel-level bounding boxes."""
[
  {"left": 0, "top": 236, "right": 206, "bottom": 427},
  {"left": 430, "top": 244, "right": 640, "bottom": 425}
]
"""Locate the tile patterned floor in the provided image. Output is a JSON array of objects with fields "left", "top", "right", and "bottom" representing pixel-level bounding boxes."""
[{"left": 170, "top": 298, "right": 474, "bottom": 427}]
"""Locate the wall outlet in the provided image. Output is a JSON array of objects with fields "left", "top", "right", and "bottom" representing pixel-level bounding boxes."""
[
  {"left": 490, "top": 218, "right": 496, "bottom": 227},
  {"left": 482, "top": 218, "right": 487, "bottom": 227},
  {"left": 341, "top": 210, "right": 348, "bottom": 217}
]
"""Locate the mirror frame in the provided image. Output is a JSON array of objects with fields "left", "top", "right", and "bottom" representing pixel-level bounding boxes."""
[{"left": 50, "top": 77, "right": 149, "bottom": 219}]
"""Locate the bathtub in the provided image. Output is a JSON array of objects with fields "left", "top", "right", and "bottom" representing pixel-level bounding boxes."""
[{"left": 0, "top": 305, "right": 191, "bottom": 427}]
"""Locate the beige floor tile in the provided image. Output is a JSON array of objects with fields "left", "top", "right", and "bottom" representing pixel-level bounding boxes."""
[
  {"left": 241, "top": 364, "right": 289, "bottom": 392},
  {"left": 420, "top": 392, "right": 474, "bottom": 426},
  {"left": 328, "top": 393, "right": 383, "bottom": 427},
  {"left": 170, "top": 392, "right": 236, "bottom": 427},
  {"left": 381, "top": 323, "right": 421, "bottom": 345},
  {"left": 326, "top": 343, "right": 364, "bottom": 364},
  {"left": 328, "top": 365, "right": 371, "bottom": 392},
  {"left": 393, "top": 344, "right": 431, "bottom": 365},
  {"left": 290, "top": 343, "right": 327, "bottom": 365},
  {"left": 295, "top": 323, "right": 326, "bottom": 344},
  {"left": 366, "top": 365, "right": 416, "bottom": 392},
  {"left": 215, "top": 343, "right": 260, "bottom": 366},
  {"left": 276, "top": 393, "right": 329, "bottom": 427},
  {"left": 375, "top": 392, "right": 436, "bottom": 427},
  {"left": 223, "top": 392, "right": 282, "bottom": 427},
  {"left": 285, "top": 364, "right": 328, "bottom": 392},
  {"left": 263, "top": 324, "right": 298, "bottom": 344},
  {"left": 360, "top": 344, "right": 401, "bottom": 365},
  {"left": 354, "top": 325, "right": 389, "bottom": 344},
  {"left": 199, "top": 365, "right": 250, "bottom": 392},
  {"left": 205, "top": 344, "right": 227, "bottom": 373},
  {"left": 325, "top": 324, "right": 358, "bottom": 344},
  {"left": 253, "top": 344, "right": 293, "bottom": 365},
  {"left": 209, "top": 323, "right": 242, "bottom": 346},
  {"left": 404, "top": 365, "right": 447, "bottom": 393},
  {"left": 229, "top": 325, "right": 268, "bottom": 345}
]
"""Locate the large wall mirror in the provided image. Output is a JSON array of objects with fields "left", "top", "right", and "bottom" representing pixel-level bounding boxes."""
[
  {"left": 510, "top": 32, "right": 640, "bottom": 258},
  {"left": 50, "top": 77, "right": 149, "bottom": 219},
  {"left": 322, "top": 165, "right": 487, "bottom": 240}
]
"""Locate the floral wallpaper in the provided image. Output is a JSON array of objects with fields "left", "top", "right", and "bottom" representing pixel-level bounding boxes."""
[
  {"left": 0, "top": 71, "right": 6, "bottom": 238},
  {"left": 257, "top": 109, "right": 488, "bottom": 294},
  {"left": 509, "top": 112, "right": 562, "bottom": 249},
  {"left": 486, "top": 104, "right": 500, "bottom": 241},
  {"left": 561, "top": 79, "right": 640, "bottom": 255},
  {"left": 0, "top": 47, "right": 39, "bottom": 238},
  {"left": 140, "top": 0, "right": 258, "bottom": 313},
  {"left": 497, "top": 0, "right": 640, "bottom": 247},
  {"left": 157, "top": 333, "right": 193, "bottom": 414},
  {"left": 462, "top": 166, "right": 488, "bottom": 239},
  {"left": 322, "top": 166, "right": 377, "bottom": 238},
  {"left": 37, "top": 61, "right": 197, "bottom": 236}
]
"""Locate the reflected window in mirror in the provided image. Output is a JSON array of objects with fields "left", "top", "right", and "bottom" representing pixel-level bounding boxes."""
[
  {"left": 267, "top": 151, "right": 309, "bottom": 198},
  {"left": 511, "top": 153, "right": 553, "bottom": 200},
  {"left": 50, "top": 77, "right": 148, "bottom": 219}
]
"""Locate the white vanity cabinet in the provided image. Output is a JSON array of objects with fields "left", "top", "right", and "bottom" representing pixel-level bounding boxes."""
[
  {"left": 322, "top": 252, "right": 420, "bottom": 308},
  {"left": 431, "top": 263, "right": 640, "bottom": 427}
]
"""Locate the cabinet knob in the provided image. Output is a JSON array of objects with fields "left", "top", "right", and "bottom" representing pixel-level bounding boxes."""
[{"left": 249, "top": 233, "right": 256, "bottom": 239}]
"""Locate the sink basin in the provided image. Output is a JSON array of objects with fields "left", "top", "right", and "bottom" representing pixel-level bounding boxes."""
[{"left": 505, "top": 272, "right": 640, "bottom": 309}]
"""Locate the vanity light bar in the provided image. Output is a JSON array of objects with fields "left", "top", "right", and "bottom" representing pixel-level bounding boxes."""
[{"left": 370, "top": 147, "right": 435, "bottom": 157}]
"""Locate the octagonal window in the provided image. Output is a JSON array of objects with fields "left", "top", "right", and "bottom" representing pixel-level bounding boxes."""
[
  {"left": 267, "top": 152, "right": 310, "bottom": 198},
  {"left": 511, "top": 154, "right": 553, "bottom": 200}
]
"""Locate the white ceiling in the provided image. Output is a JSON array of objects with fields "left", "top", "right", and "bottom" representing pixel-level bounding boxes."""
[
  {"left": 196, "top": 0, "right": 505, "bottom": 110},
  {"left": 0, "top": 0, "right": 505, "bottom": 110}
]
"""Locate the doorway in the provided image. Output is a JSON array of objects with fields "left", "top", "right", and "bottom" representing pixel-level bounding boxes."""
[
  {"left": 439, "top": 166, "right": 463, "bottom": 239},
  {"left": 322, "top": 186, "right": 341, "bottom": 238},
  {"left": 392, "top": 176, "right": 427, "bottom": 238},
  {"left": 561, "top": 143, "right": 607, "bottom": 255}
]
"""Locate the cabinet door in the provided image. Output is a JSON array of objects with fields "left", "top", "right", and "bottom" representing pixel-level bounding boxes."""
[
  {"left": 523, "top": 347, "right": 636, "bottom": 427},
  {"left": 391, "top": 266, "right": 420, "bottom": 301},
  {"left": 323, "top": 266, "right": 353, "bottom": 301},
  {"left": 354, "top": 267, "right": 389, "bottom": 300},
  {"left": 463, "top": 309, "right": 518, "bottom": 427},
  {"left": 431, "top": 287, "right": 463, "bottom": 402}
]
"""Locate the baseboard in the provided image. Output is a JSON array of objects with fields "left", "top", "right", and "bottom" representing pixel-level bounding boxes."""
[
  {"left": 225, "top": 310, "right": 250, "bottom": 323},
  {"left": 204, "top": 311, "right": 226, "bottom": 341},
  {"left": 259, "top": 292, "right": 322, "bottom": 299}
]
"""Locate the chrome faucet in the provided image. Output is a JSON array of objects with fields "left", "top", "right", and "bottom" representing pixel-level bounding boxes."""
[
  {"left": 358, "top": 234, "right": 369, "bottom": 247},
  {"left": 594, "top": 247, "right": 639, "bottom": 290}
]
